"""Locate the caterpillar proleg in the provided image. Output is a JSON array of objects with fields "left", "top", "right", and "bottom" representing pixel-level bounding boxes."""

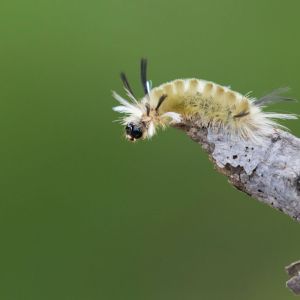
[{"left": 113, "top": 59, "right": 297, "bottom": 143}]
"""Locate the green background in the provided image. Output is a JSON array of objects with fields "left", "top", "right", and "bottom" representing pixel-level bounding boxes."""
[{"left": 1, "top": 0, "right": 300, "bottom": 299}]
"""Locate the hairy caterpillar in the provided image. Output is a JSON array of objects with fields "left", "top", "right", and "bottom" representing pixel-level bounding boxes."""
[{"left": 113, "top": 59, "right": 297, "bottom": 142}]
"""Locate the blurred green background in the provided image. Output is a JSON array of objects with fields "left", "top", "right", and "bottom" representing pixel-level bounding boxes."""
[{"left": 0, "top": 0, "right": 300, "bottom": 299}]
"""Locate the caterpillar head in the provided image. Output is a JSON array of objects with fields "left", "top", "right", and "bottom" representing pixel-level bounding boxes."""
[
  {"left": 113, "top": 91, "right": 171, "bottom": 142},
  {"left": 125, "top": 122, "right": 144, "bottom": 141},
  {"left": 112, "top": 59, "right": 181, "bottom": 142}
]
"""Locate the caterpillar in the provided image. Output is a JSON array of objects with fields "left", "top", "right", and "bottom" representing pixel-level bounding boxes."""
[{"left": 113, "top": 59, "right": 297, "bottom": 142}]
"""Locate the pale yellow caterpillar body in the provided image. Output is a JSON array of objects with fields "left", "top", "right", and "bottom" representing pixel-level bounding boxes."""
[{"left": 113, "top": 59, "right": 297, "bottom": 142}]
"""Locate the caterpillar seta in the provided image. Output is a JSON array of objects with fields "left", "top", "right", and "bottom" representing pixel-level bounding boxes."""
[{"left": 112, "top": 59, "right": 297, "bottom": 143}]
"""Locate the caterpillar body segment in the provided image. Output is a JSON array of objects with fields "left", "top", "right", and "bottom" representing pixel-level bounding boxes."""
[{"left": 113, "top": 59, "right": 297, "bottom": 142}]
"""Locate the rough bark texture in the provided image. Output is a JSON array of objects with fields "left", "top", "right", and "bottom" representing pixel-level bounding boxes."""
[
  {"left": 286, "top": 261, "right": 300, "bottom": 294},
  {"left": 174, "top": 121, "right": 300, "bottom": 294}
]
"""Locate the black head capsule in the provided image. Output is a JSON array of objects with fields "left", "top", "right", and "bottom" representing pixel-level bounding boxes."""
[{"left": 125, "top": 123, "right": 143, "bottom": 141}]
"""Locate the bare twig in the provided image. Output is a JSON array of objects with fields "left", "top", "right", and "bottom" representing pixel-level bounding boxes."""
[
  {"left": 286, "top": 261, "right": 300, "bottom": 294},
  {"left": 174, "top": 121, "right": 300, "bottom": 294}
]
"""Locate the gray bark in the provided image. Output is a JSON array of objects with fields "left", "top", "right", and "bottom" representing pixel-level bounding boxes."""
[
  {"left": 286, "top": 261, "right": 300, "bottom": 294},
  {"left": 174, "top": 121, "right": 300, "bottom": 294}
]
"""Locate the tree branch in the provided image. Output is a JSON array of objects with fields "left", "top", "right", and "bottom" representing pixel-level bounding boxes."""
[
  {"left": 286, "top": 261, "right": 300, "bottom": 294},
  {"left": 174, "top": 121, "right": 300, "bottom": 294}
]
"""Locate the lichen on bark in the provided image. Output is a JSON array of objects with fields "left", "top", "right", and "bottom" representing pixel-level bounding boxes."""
[{"left": 174, "top": 121, "right": 300, "bottom": 294}]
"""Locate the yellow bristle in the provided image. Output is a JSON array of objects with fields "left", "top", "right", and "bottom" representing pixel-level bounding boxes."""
[
  {"left": 202, "top": 82, "right": 214, "bottom": 99},
  {"left": 225, "top": 91, "right": 237, "bottom": 106},
  {"left": 162, "top": 83, "right": 174, "bottom": 96},
  {"left": 174, "top": 79, "right": 185, "bottom": 94},
  {"left": 188, "top": 79, "right": 199, "bottom": 93}
]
